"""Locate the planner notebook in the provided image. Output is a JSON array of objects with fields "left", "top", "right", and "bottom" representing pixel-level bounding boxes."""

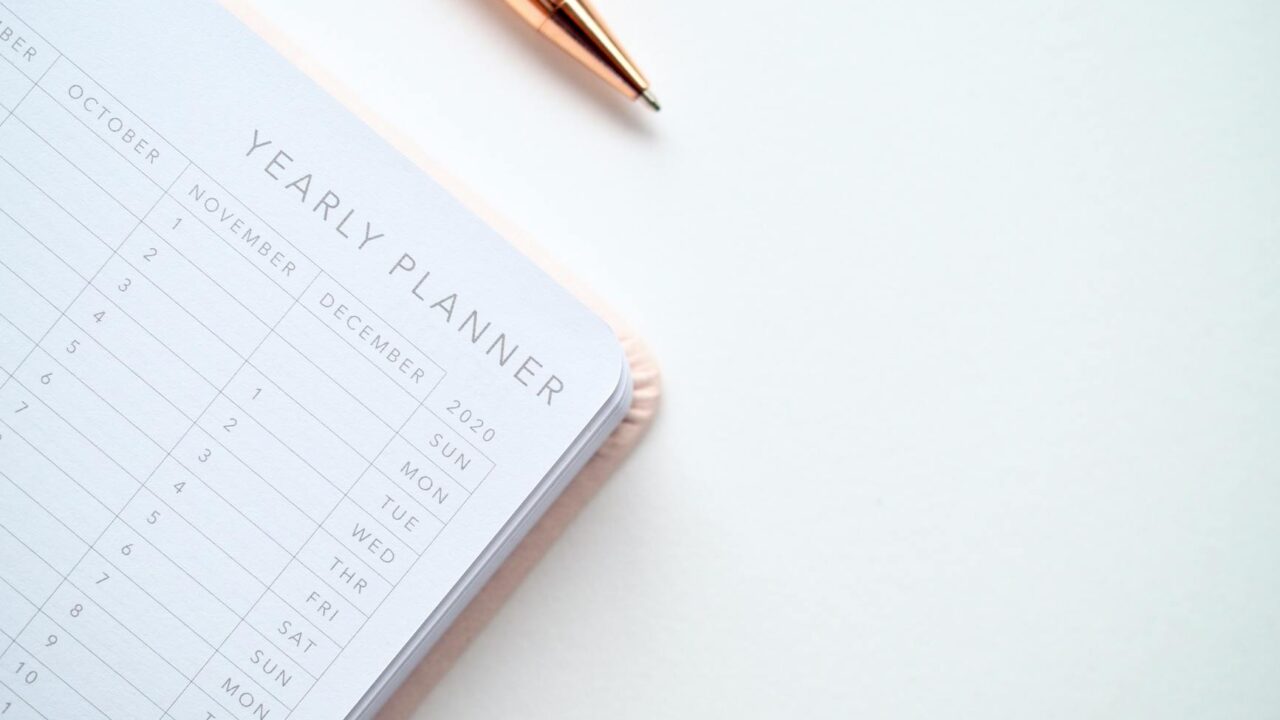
[{"left": 0, "top": 2, "right": 636, "bottom": 718}]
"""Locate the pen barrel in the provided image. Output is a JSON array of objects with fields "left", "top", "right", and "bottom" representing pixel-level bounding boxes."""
[
  {"left": 503, "top": 0, "right": 651, "bottom": 101},
  {"left": 504, "top": 0, "right": 553, "bottom": 27}
]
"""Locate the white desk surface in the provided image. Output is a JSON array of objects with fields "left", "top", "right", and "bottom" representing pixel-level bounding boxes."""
[{"left": 245, "top": 1, "right": 1279, "bottom": 717}]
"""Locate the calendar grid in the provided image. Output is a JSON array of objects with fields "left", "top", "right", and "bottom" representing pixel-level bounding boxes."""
[
  {"left": 151, "top": 270, "right": 323, "bottom": 717},
  {"left": 11, "top": 42, "right": 450, "bottom": 386},
  {"left": 0, "top": 159, "right": 226, "bottom": 393},
  {"left": 0, "top": 150, "right": 195, "bottom": 718},
  {"left": 0, "top": 54, "right": 62, "bottom": 394},
  {"left": 0, "top": 3, "right": 510, "bottom": 718},
  {"left": 2, "top": 166, "right": 428, "bottom": 533},
  {"left": 0, "top": 496, "right": 280, "bottom": 720},
  {"left": 4, "top": 112, "right": 473, "bottom": 468},
  {"left": 0, "top": 280, "right": 203, "bottom": 425},
  {"left": 0, "top": 76, "right": 488, "bottom": 485},
  {"left": 0, "top": 471, "right": 333, "bottom": 674},
  {"left": 5, "top": 52, "right": 487, "bottom": 470}
]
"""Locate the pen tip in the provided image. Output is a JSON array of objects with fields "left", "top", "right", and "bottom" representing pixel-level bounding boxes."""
[{"left": 641, "top": 89, "right": 661, "bottom": 112}]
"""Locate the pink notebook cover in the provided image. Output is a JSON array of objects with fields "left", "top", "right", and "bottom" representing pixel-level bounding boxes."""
[{"left": 221, "top": 3, "right": 662, "bottom": 716}]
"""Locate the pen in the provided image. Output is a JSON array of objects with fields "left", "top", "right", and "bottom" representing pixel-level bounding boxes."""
[{"left": 503, "top": 0, "right": 660, "bottom": 111}]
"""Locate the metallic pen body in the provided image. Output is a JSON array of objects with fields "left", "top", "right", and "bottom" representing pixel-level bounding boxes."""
[{"left": 504, "top": 0, "right": 659, "bottom": 110}]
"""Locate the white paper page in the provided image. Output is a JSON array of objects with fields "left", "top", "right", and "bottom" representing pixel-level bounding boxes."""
[{"left": 0, "top": 2, "right": 625, "bottom": 718}]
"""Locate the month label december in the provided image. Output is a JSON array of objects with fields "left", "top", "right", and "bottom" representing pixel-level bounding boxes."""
[{"left": 303, "top": 279, "right": 444, "bottom": 400}]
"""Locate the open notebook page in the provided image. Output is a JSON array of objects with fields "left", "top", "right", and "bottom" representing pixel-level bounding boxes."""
[{"left": 0, "top": 1, "right": 628, "bottom": 718}]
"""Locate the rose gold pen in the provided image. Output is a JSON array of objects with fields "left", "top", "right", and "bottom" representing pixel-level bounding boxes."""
[{"left": 503, "top": 0, "right": 660, "bottom": 111}]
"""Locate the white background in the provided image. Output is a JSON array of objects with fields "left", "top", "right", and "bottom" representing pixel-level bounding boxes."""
[{"left": 243, "top": 1, "right": 1279, "bottom": 717}]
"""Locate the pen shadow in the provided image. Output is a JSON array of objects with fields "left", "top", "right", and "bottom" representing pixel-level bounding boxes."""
[{"left": 457, "top": 0, "right": 658, "bottom": 137}]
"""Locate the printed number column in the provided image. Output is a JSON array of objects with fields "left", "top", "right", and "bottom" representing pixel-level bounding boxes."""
[
  {"left": 164, "top": 263, "right": 443, "bottom": 718},
  {"left": 1, "top": 53, "right": 241, "bottom": 719},
  {"left": 151, "top": 167, "right": 324, "bottom": 719},
  {"left": 94, "top": 159, "right": 328, "bottom": 720},
  {"left": 0, "top": 28, "right": 162, "bottom": 717}
]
